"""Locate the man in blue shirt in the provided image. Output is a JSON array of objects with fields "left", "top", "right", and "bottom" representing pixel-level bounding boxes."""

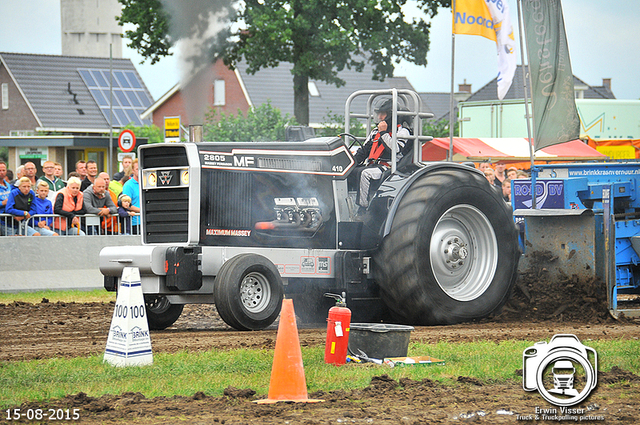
[
  {"left": 121, "top": 159, "right": 141, "bottom": 234},
  {"left": 0, "top": 161, "right": 11, "bottom": 214}
]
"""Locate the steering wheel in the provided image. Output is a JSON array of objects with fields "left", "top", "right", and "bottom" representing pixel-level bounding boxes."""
[{"left": 340, "top": 133, "right": 363, "bottom": 149}]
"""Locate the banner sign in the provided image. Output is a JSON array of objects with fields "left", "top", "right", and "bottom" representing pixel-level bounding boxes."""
[
  {"left": 512, "top": 179, "right": 565, "bottom": 210},
  {"left": 522, "top": 0, "right": 580, "bottom": 151},
  {"left": 18, "top": 147, "right": 48, "bottom": 159},
  {"left": 164, "top": 116, "right": 181, "bottom": 143}
]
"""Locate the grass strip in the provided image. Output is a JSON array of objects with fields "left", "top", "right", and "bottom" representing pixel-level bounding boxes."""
[
  {"left": 0, "top": 290, "right": 115, "bottom": 304},
  {"left": 1, "top": 339, "right": 638, "bottom": 409}
]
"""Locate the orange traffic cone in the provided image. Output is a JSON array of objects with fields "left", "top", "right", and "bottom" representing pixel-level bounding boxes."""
[{"left": 255, "top": 299, "right": 323, "bottom": 404}]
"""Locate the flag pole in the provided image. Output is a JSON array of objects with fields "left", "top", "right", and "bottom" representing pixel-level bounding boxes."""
[
  {"left": 448, "top": 0, "right": 456, "bottom": 161},
  {"left": 517, "top": 0, "right": 537, "bottom": 209}
]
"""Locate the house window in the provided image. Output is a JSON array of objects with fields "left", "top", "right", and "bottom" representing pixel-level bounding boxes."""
[
  {"left": 308, "top": 81, "right": 320, "bottom": 97},
  {"left": 10, "top": 130, "right": 34, "bottom": 136},
  {"left": 214, "top": 79, "right": 226, "bottom": 106},
  {"left": 1, "top": 83, "right": 7, "bottom": 110}
]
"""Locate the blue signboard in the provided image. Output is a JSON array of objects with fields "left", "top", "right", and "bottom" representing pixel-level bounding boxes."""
[{"left": 512, "top": 180, "right": 565, "bottom": 210}]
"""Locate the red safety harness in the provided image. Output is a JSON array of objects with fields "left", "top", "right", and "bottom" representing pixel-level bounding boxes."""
[{"left": 366, "top": 125, "right": 402, "bottom": 166}]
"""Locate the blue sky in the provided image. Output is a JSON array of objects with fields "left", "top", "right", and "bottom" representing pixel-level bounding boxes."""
[{"left": 1, "top": 0, "right": 639, "bottom": 101}]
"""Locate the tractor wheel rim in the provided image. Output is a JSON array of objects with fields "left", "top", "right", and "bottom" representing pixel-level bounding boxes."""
[
  {"left": 240, "top": 272, "right": 271, "bottom": 313},
  {"left": 430, "top": 204, "right": 498, "bottom": 301}
]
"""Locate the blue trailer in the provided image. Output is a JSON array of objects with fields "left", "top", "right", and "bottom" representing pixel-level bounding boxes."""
[{"left": 513, "top": 162, "right": 640, "bottom": 318}]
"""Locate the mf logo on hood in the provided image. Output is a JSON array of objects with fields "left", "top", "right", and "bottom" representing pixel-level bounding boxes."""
[{"left": 159, "top": 171, "right": 173, "bottom": 186}]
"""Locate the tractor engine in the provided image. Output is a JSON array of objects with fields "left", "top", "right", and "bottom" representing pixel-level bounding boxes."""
[{"left": 256, "top": 197, "right": 323, "bottom": 232}]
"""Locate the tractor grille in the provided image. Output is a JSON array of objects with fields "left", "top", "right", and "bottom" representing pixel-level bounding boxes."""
[
  {"left": 141, "top": 146, "right": 190, "bottom": 243},
  {"left": 257, "top": 157, "right": 323, "bottom": 172},
  {"left": 203, "top": 171, "right": 252, "bottom": 229},
  {"left": 141, "top": 145, "right": 189, "bottom": 168},
  {"left": 143, "top": 187, "right": 189, "bottom": 243}
]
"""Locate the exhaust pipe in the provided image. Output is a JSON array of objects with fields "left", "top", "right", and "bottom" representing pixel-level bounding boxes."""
[{"left": 189, "top": 125, "right": 203, "bottom": 143}]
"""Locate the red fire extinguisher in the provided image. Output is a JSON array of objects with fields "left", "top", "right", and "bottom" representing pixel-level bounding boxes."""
[{"left": 324, "top": 292, "right": 351, "bottom": 365}]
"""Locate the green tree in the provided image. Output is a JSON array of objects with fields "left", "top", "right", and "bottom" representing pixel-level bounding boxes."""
[
  {"left": 117, "top": 0, "right": 174, "bottom": 65},
  {"left": 123, "top": 123, "right": 164, "bottom": 144},
  {"left": 117, "top": 0, "right": 450, "bottom": 125},
  {"left": 203, "top": 102, "right": 295, "bottom": 142},
  {"left": 423, "top": 118, "right": 458, "bottom": 138},
  {"left": 316, "top": 111, "right": 366, "bottom": 138}
]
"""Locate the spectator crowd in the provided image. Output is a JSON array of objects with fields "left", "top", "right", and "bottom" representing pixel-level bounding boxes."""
[
  {"left": 1, "top": 155, "right": 532, "bottom": 235},
  {"left": 0, "top": 156, "right": 139, "bottom": 237},
  {"left": 477, "top": 161, "right": 530, "bottom": 204}
]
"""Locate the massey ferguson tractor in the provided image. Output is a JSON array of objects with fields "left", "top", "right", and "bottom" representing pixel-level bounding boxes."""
[{"left": 100, "top": 89, "right": 520, "bottom": 330}]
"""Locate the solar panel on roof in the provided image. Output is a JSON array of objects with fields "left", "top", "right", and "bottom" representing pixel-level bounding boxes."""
[
  {"left": 126, "top": 71, "right": 142, "bottom": 89},
  {"left": 78, "top": 68, "right": 152, "bottom": 127},
  {"left": 126, "top": 91, "right": 141, "bottom": 107},
  {"left": 114, "top": 71, "right": 131, "bottom": 88},
  {"left": 80, "top": 70, "right": 97, "bottom": 87},
  {"left": 114, "top": 89, "right": 130, "bottom": 107},
  {"left": 125, "top": 109, "right": 139, "bottom": 124},
  {"left": 91, "top": 70, "right": 109, "bottom": 88},
  {"left": 114, "top": 109, "right": 129, "bottom": 126},
  {"left": 90, "top": 89, "right": 108, "bottom": 107},
  {"left": 137, "top": 91, "right": 151, "bottom": 106},
  {"left": 101, "top": 108, "right": 114, "bottom": 123}
]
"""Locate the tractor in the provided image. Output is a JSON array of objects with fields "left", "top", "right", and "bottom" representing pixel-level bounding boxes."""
[{"left": 100, "top": 89, "right": 520, "bottom": 330}]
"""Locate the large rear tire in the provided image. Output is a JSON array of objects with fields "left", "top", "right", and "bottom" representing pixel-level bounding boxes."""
[
  {"left": 144, "top": 295, "right": 184, "bottom": 330},
  {"left": 214, "top": 254, "right": 284, "bottom": 330},
  {"left": 377, "top": 168, "right": 519, "bottom": 325}
]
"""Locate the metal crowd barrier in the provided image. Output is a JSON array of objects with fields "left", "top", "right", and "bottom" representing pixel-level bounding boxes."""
[{"left": 0, "top": 213, "right": 141, "bottom": 236}]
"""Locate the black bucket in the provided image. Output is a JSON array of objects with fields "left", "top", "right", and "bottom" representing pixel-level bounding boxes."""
[{"left": 348, "top": 323, "right": 414, "bottom": 360}]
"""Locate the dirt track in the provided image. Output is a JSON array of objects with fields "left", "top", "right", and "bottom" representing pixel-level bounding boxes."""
[
  {"left": 1, "top": 301, "right": 638, "bottom": 363},
  {"left": 2, "top": 267, "right": 640, "bottom": 423},
  {"left": 3, "top": 257, "right": 638, "bottom": 362}
]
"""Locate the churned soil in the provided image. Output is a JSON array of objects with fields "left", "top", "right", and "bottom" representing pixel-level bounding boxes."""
[
  {"left": 2, "top": 258, "right": 640, "bottom": 423},
  {"left": 7, "top": 370, "right": 640, "bottom": 424},
  {"left": 1, "top": 301, "right": 637, "bottom": 363}
]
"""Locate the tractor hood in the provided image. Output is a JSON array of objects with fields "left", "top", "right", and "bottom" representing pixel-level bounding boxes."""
[{"left": 197, "top": 137, "right": 355, "bottom": 178}]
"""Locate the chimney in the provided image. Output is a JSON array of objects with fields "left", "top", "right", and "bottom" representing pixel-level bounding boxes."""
[
  {"left": 603, "top": 78, "right": 611, "bottom": 91},
  {"left": 189, "top": 125, "right": 203, "bottom": 143},
  {"left": 458, "top": 79, "right": 472, "bottom": 94}
]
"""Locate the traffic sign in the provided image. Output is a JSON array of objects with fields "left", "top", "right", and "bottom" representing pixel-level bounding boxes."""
[
  {"left": 118, "top": 129, "right": 136, "bottom": 152},
  {"left": 164, "top": 116, "right": 181, "bottom": 142},
  {"left": 117, "top": 152, "right": 136, "bottom": 162}
]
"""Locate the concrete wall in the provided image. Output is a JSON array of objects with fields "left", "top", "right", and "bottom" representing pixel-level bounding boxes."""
[{"left": 0, "top": 236, "right": 141, "bottom": 292}]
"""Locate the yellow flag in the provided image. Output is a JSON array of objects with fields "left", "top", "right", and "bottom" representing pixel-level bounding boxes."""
[
  {"left": 453, "top": 0, "right": 496, "bottom": 42},
  {"left": 453, "top": 0, "right": 517, "bottom": 99}
]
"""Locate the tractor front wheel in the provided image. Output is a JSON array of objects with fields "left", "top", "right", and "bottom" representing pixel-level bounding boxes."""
[{"left": 214, "top": 254, "right": 284, "bottom": 330}]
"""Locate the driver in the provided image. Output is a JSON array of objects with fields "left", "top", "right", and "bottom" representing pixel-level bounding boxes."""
[{"left": 350, "top": 98, "right": 411, "bottom": 208}]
